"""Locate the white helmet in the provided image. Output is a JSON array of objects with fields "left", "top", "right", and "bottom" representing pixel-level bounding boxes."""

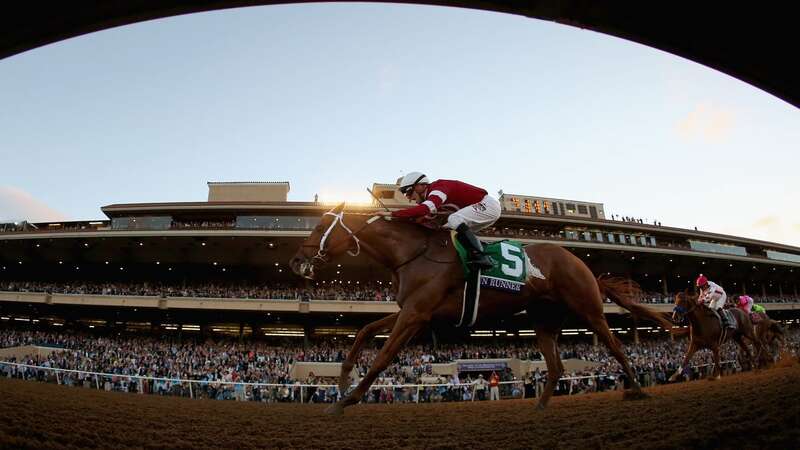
[{"left": 398, "top": 172, "right": 430, "bottom": 194}]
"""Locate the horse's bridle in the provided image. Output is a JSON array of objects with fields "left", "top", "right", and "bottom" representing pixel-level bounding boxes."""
[
  {"left": 673, "top": 295, "right": 698, "bottom": 321},
  {"left": 302, "top": 211, "right": 366, "bottom": 266},
  {"left": 301, "top": 210, "right": 454, "bottom": 272}
]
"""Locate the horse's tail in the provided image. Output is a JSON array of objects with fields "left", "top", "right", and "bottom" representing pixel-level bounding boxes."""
[{"left": 596, "top": 275, "right": 674, "bottom": 333}]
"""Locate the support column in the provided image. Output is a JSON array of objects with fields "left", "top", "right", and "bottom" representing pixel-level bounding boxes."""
[
  {"left": 238, "top": 322, "right": 245, "bottom": 343},
  {"left": 794, "top": 284, "right": 798, "bottom": 297},
  {"left": 762, "top": 283, "right": 767, "bottom": 297},
  {"left": 632, "top": 326, "right": 640, "bottom": 344},
  {"left": 592, "top": 333, "right": 598, "bottom": 347},
  {"left": 779, "top": 284, "right": 784, "bottom": 297},
  {"left": 303, "top": 323, "right": 312, "bottom": 349},
  {"left": 662, "top": 277, "right": 668, "bottom": 296}
]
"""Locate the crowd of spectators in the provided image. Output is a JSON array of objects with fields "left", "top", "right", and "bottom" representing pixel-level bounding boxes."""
[
  {"left": 3, "top": 280, "right": 797, "bottom": 305},
  {"left": 2, "top": 325, "right": 798, "bottom": 404},
  {"left": 0, "top": 280, "right": 395, "bottom": 302},
  {"left": 171, "top": 219, "right": 235, "bottom": 229},
  {"left": 608, "top": 214, "right": 662, "bottom": 226}
]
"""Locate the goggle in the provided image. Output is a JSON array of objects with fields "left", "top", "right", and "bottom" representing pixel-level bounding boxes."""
[{"left": 399, "top": 185, "right": 414, "bottom": 195}]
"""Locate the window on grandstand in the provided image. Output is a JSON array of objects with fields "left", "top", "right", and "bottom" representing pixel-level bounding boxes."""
[
  {"left": 766, "top": 250, "right": 800, "bottom": 263},
  {"left": 606, "top": 233, "right": 615, "bottom": 243},
  {"left": 639, "top": 236, "right": 648, "bottom": 246},
  {"left": 689, "top": 240, "right": 747, "bottom": 256},
  {"left": 112, "top": 216, "right": 171, "bottom": 230},
  {"left": 566, "top": 203, "right": 576, "bottom": 214},
  {"left": 236, "top": 215, "right": 320, "bottom": 230},
  {"left": 577, "top": 205, "right": 588, "bottom": 215},
  {"left": 565, "top": 230, "right": 579, "bottom": 240},
  {"left": 380, "top": 191, "right": 394, "bottom": 199},
  {"left": 595, "top": 232, "right": 604, "bottom": 242},
  {"left": 649, "top": 237, "right": 657, "bottom": 246}
]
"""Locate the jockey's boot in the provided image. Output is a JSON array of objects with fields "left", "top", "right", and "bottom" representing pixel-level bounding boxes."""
[
  {"left": 717, "top": 308, "right": 735, "bottom": 329},
  {"left": 456, "top": 224, "right": 494, "bottom": 270}
]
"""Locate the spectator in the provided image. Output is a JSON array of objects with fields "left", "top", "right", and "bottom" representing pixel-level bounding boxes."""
[{"left": 489, "top": 371, "right": 500, "bottom": 400}]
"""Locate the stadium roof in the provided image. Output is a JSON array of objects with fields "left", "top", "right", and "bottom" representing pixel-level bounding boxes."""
[{"left": 0, "top": 1, "right": 797, "bottom": 108}]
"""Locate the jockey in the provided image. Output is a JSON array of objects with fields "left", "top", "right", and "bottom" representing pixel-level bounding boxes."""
[
  {"left": 751, "top": 303, "right": 767, "bottom": 316},
  {"left": 696, "top": 274, "right": 735, "bottom": 329},
  {"left": 378, "top": 172, "right": 501, "bottom": 270},
  {"left": 736, "top": 295, "right": 754, "bottom": 314}
]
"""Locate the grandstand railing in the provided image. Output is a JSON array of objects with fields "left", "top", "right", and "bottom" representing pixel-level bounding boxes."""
[{"left": 0, "top": 360, "right": 737, "bottom": 404}]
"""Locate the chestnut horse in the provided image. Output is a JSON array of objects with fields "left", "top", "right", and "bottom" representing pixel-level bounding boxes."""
[
  {"left": 289, "top": 204, "right": 673, "bottom": 414},
  {"left": 669, "top": 292, "right": 764, "bottom": 381}
]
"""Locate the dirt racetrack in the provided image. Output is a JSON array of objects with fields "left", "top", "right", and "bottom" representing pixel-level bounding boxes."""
[{"left": 2, "top": 364, "right": 799, "bottom": 450}]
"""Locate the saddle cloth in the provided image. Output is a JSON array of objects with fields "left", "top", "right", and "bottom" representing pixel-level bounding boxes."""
[{"left": 452, "top": 235, "right": 546, "bottom": 328}]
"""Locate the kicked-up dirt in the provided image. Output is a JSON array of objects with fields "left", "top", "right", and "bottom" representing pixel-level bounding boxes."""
[{"left": 1, "top": 364, "right": 799, "bottom": 449}]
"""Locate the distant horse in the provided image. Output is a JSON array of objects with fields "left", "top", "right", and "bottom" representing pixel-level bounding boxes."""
[
  {"left": 669, "top": 292, "right": 764, "bottom": 381},
  {"left": 754, "top": 315, "right": 785, "bottom": 364},
  {"left": 289, "top": 204, "right": 673, "bottom": 414}
]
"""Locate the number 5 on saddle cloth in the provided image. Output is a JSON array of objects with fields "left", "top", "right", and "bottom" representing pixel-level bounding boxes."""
[{"left": 451, "top": 233, "right": 545, "bottom": 328}]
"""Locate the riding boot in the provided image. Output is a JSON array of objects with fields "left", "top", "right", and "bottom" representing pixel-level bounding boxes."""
[
  {"left": 455, "top": 223, "right": 494, "bottom": 270},
  {"left": 717, "top": 308, "right": 734, "bottom": 329}
]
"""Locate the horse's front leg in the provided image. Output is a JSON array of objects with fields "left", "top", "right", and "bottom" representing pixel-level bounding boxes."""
[
  {"left": 710, "top": 347, "right": 723, "bottom": 380},
  {"left": 336, "top": 312, "right": 399, "bottom": 395},
  {"left": 327, "top": 309, "right": 428, "bottom": 415},
  {"left": 669, "top": 341, "right": 698, "bottom": 382}
]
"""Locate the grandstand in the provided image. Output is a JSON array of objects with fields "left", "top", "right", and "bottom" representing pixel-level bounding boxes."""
[{"left": 2, "top": 180, "right": 800, "bottom": 347}]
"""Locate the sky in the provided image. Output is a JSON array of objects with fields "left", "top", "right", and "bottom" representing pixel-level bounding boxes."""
[{"left": 0, "top": 3, "right": 798, "bottom": 246}]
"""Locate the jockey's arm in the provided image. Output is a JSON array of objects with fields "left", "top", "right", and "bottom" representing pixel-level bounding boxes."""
[{"left": 392, "top": 190, "right": 446, "bottom": 219}]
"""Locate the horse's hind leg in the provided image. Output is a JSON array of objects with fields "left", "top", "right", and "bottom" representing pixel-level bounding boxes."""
[
  {"left": 584, "top": 314, "right": 646, "bottom": 399},
  {"left": 336, "top": 312, "right": 398, "bottom": 394},
  {"left": 734, "top": 334, "right": 754, "bottom": 371},
  {"left": 533, "top": 328, "right": 563, "bottom": 410}
]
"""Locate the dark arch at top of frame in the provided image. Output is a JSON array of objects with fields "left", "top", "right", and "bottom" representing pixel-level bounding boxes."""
[{"left": 1, "top": 1, "right": 797, "bottom": 108}]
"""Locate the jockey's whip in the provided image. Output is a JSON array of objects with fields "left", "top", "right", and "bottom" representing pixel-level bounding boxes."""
[{"left": 366, "top": 188, "right": 391, "bottom": 212}]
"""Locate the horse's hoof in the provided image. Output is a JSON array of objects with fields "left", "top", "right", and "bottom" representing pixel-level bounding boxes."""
[
  {"left": 325, "top": 404, "right": 345, "bottom": 416},
  {"left": 623, "top": 390, "right": 649, "bottom": 401}
]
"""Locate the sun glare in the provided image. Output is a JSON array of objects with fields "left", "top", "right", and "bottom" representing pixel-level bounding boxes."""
[{"left": 316, "top": 189, "right": 374, "bottom": 206}]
